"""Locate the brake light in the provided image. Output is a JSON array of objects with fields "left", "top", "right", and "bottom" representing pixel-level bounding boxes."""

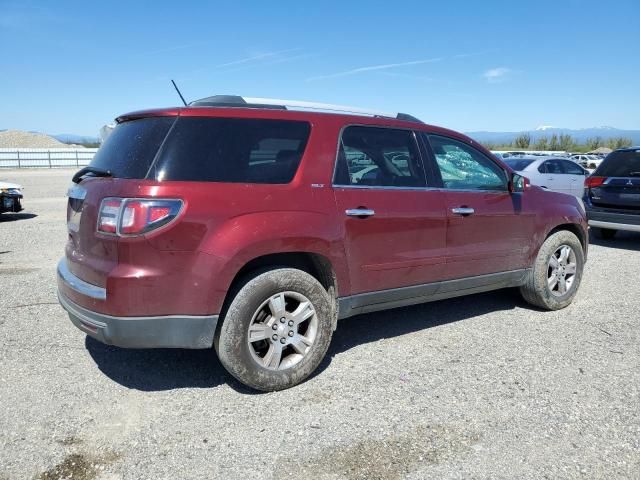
[
  {"left": 585, "top": 176, "right": 606, "bottom": 188},
  {"left": 97, "top": 198, "right": 182, "bottom": 236}
]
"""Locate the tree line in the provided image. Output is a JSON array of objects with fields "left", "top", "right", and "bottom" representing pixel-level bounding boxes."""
[{"left": 483, "top": 133, "right": 633, "bottom": 152}]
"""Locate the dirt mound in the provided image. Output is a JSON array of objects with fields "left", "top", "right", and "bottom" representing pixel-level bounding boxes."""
[{"left": 0, "top": 130, "right": 67, "bottom": 148}]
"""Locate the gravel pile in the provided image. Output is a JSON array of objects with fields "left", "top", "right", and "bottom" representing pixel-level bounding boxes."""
[{"left": 0, "top": 130, "right": 67, "bottom": 148}]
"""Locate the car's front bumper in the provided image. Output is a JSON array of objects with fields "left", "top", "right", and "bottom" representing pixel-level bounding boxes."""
[
  {"left": 1, "top": 193, "right": 22, "bottom": 213},
  {"left": 57, "top": 259, "right": 218, "bottom": 349}
]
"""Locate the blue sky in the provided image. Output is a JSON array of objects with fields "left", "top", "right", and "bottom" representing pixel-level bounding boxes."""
[{"left": 1, "top": 0, "right": 638, "bottom": 136}]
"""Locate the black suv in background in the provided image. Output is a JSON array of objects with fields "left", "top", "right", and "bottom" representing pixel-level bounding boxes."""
[{"left": 585, "top": 147, "right": 640, "bottom": 239}]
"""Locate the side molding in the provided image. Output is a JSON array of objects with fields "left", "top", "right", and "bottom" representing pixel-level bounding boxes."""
[{"left": 337, "top": 269, "right": 529, "bottom": 319}]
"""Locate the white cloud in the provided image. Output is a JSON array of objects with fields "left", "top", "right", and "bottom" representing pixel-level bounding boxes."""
[
  {"left": 483, "top": 67, "right": 512, "bottom": 83},
  {"left": 307, "top": 58, "right": 442, "bottom": 81},
  {"left": 216, "top": 48, "right": 302, "bottom": 68}
]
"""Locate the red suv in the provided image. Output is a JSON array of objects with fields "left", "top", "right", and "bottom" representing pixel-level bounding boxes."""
[{"left": 57, "top": 95, "right": 588, "bottom": 391}]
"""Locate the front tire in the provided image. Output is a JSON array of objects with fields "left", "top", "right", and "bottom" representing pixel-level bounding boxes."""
[
  {"left": 520, "top": 230, "right": 584, "bottom": 310},
  {"left": 214, "top": 268, "right": 334, "bottom": 391}
]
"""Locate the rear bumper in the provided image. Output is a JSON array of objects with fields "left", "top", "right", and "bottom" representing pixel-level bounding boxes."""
[
  {"left": 57, "top": 260, "right": 218, "bottom": 349},
  {"left": 588, "top": 220, "right": 640, "bottom": 232},
  {"left": 586, "top": 208, "right": 640, "bottom": 232}
]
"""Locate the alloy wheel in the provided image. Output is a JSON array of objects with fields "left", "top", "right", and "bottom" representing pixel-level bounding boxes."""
[
  {"left": 547, "top": 245, "right": 577, "bottom": 297},
  {"left": 247, "top": 291, "right": 318, "bottom": 370}
]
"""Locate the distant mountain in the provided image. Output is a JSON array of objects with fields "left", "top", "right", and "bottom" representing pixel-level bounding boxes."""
[
  {"left": 465, "top": 127, "right": 640, "bottom": 145},
  {"left": 53, "top": 133, "right": 100, "bottom": 145}
]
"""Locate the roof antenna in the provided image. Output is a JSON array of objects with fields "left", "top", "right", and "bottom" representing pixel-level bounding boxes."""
[{"left": 171, "top": 79, "right": 187, "bottom": 106}]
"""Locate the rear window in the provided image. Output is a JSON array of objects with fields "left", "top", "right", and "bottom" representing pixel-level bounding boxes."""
[
  {"left": 595, "top": 150, "right": 640, "bottom": 177},
  {"left": 89, "top": 117, "right": 175, "bottom": 178},
  {"left": 150, "top": 117, "right": 311, "bottom": 183},
  {"left": 504, "top": 159, "right": 534, "bottom": 171}
]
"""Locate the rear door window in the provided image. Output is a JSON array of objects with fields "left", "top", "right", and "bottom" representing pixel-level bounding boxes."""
[
  {"left": 544, "top": 160, "right": 565, "bottom": 174},
  {"left": 595, "top": 150, "right": 640, "bottom": 177},
  {"left": 334, "top": 126, "right": 426, "bottom": 187},
  {"left": 151, "top": 117, "right": 311, "bottom": 183},
  {"left": 562, "top": 160, "right": 585, "bottom": 175},
  {"left": 89, "top": 117, "right": 176, "bottom": 179}
]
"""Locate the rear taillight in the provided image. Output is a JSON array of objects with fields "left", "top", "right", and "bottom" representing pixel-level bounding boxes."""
[
  {"left": 585, "top": 176, "right": 606, "bottom": 188},
  {"left": 98, "top": 199, "right": 122, "bottom": 234},
  {"left": 97, "top": 198, "right": 182, "bottom": 236}
]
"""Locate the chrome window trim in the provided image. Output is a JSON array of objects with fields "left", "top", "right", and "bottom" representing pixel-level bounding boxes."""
[
  {"left": 333, "top": 184, "right": 442, "bottom": 191},
  {"left": 331, "top": 123, "right": 428, "bottom": 189}
]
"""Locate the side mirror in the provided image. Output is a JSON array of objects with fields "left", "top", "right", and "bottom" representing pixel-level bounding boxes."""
[{"left": 509, "top": 173, "right": 530, "bottom": 193}]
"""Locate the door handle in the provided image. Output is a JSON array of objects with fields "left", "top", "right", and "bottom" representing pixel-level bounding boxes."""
[
  {"left": 345, "top": 208, "right": 375, "bottom": 217},
  {"left": 451, "top": 207, "right": 475, "bottom": 216}
]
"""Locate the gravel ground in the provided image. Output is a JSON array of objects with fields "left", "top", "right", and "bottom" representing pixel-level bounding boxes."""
[{"left": 0, "top": 169, "right": 638, "bottom": 480}]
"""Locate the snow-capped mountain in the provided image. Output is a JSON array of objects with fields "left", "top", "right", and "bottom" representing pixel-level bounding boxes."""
[{"left": 466, "top": 126, "right": 640, "bottom": 145}]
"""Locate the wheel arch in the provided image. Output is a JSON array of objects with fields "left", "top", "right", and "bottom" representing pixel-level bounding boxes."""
[
  {"left": 545, "top": 223, "right": 588, "bottom": 261},
  {"left": 221, "top": 251, "right": 341, "bottom": 330},
  {"left": 547, "top": 223, "right": 586, "bottom": 248}
]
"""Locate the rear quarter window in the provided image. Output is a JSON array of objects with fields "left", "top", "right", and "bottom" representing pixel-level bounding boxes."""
[
  {"left": 151, "top": 117, "right": 311, "bottom": 183},
  {"left": 89, "top": 117, "right": 175, "bottom": 179},
  {"left": 596, "top": 150, "right": 640, "bottom": 177}
]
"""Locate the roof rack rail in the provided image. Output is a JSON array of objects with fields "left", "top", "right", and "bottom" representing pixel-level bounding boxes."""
[{"left": 189, "top": 95, "right": 423, "bottom": 123}]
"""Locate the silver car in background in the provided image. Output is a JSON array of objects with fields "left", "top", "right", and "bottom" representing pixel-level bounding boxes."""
[{"left": 504, "top": 156, "right": 589, "bottom": 198}]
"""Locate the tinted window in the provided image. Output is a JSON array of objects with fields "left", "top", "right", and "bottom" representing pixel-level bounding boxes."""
[
  {"left": 596, "top": 150, "right": 640, "bottom": 177},
  {"left": 504, "top": 159, "right": 535, "bottom": 171},
  {"left": 90, "top": 117, "right": 175, "bottom": 179},
  {"left": 563, "top": 160, "right": 585, "bottom": 175},
  {"left": 426, "top": 135, "right": 507, "bottom": 190},
  {"left": 334, "top": 126, "right": 426, "bottom": 187},
  {"left": 152, "top": 117, "right": 310, "bottom": 183}
]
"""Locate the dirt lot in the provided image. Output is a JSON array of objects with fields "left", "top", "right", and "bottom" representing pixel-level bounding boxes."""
[{"left": 1, "top": 168, "right": 638, "bottom": 480}]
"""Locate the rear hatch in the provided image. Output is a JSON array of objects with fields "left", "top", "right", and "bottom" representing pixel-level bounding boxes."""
[
  {"left": 66, "top": 116, "right": 176, "bottom": 286},
  {"left": 587, "top": 149, "right": 640, "bottom": 211},
  {"left": 66, "top": 112, "right": 311, "bottom": 289}
]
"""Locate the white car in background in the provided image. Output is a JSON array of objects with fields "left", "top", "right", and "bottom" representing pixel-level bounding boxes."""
[
  {"left": 504, "top": 156, "right": 589, "bottom": 198},
  {"left": 571, "top": 154, "right": 603, "bottom": 170}
]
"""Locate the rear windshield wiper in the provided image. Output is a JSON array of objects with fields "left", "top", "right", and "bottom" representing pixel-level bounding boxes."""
[
  {"left": 72, "top": 166, "right": 113, "bottom": 184},
  {"left": 627, "top": 171, "right": 640, "bottom": 176}
]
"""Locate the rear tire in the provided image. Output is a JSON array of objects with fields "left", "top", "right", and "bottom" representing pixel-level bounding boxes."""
[
  {"left": 214, "top": 268, "right": 334, "bottom": 391},
  {"left": 520, "top": 230, "right": 584, "bottom": 310},
  {"left": 592, "top": 227, "right": 616, "bottom": 240}
]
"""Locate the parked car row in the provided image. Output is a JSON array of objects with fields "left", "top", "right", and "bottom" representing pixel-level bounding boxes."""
[
  {"left": 504, "top": 148, "right": 640, "bottom": 239},
  {"left": 503, "top": 156, "right": 589, "bottom": 198},
  {"left": 570, "top": 154, "right": 603, "bottom": 170}
]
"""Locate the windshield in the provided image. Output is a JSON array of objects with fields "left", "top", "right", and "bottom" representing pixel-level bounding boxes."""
[{"left": 504, "top": 159, "right": 535, "bottom": 171}]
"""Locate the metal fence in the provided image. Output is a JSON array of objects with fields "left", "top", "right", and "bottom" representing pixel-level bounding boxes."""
[{"left": 0, "top": 148, "right": 98, "bottom": 168}]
